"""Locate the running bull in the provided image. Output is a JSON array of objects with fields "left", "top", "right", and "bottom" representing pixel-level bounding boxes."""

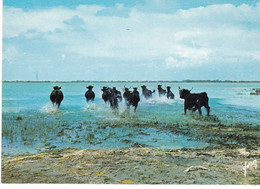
[
  {"left": 157, "top": 85, "right": 166, "bottom": 97},
  {"left": 85, "top": 85, "right": 95, "bottom": 102},
  {"left": 50, "top": 86, "right": 64, "bottom": 108},
  {"left": 123, "top": 87, "right": 140, "bottom": 112},
  {"left": 179, "top": 87, "right": 210, "bottom": 116},
  {"left": 141, "top": 85, "right": 155, "bottom": 99}
]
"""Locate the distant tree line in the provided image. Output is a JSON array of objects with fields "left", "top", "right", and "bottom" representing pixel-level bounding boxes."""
[{"left": 2, "top": 80, "right": 260, "bottom": 83}]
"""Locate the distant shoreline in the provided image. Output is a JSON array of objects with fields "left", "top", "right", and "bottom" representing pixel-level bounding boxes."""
[{"left": 2, "top": 80, "right": 260, "bottom": 83}]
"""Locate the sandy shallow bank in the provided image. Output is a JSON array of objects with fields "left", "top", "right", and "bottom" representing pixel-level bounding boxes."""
[{"left": 2, "top": 147, "right": 259, "bottom": 184}]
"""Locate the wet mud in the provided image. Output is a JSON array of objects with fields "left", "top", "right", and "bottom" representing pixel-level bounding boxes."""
[
  {"left": 2, "top": 117, "right": 260, "bottom": 184},
  {"left": 2, "top": 147, "right": 260, "bottom": 184}
]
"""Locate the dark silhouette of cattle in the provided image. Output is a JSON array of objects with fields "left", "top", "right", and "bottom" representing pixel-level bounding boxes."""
[
  {"left": 166, "top": 86, "right": 174, "bottom": 99},
  {"left": 108, "top": 88, "right": 118, "bottom": 109},
  {"left": 112, "top": 87, "right": 122, "bottom": 102},
  {"left": 107, "top": 87, "right": 122, "bottom": 109},
  {"left": 179, "top": 87, "right": 210, "bottom": 116},
  {"left": 50, "top": 86, "right": 64, "bottom": 108},
  {"left": 101, "top": 87, "right": 110, "bottom": 103},
  {"left": 141, "top": 85, "right": 155, "bottom": 99},
  {"left": 158, "top": 85, "right": 166, "bottom": 97},
  {"left": 123, "top": 87, "right": 140, "bottom": 112},
  {"left": 123, "top": 87, "right": 131, "bottom": 102},
  {"left": 131, "top": 87, "right": 140, "bottom": 111},
  {"left": 85, "top": 85, "right": 95, "bottom": 102},
  {"left": 101, "top": 87, "right": 122, "bottom": 109}
]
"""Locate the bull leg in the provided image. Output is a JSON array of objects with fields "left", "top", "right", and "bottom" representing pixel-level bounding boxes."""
[
  {"left": 198, "top": 107, "right": 202, "bottom": 116},
  {"left": 184, "top": 107, "right": 187, "bottom": 115},
  {"left": 125, "top": 105, "right": 130, "bottom": 113},
  {"left": 206, "top": 106, "right": 210, "bottom": 116},
  {"left": 134, "top": 105, "right": 137, "bottom": 112}
]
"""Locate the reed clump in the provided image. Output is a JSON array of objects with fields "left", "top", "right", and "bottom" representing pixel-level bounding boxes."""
[{"left": 15, "top": 116, "right": 23, "bottom": 120}]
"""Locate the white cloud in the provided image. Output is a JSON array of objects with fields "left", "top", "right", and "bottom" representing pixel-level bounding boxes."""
[
  {"left": 3, "top": 2, "right": 260, "bottom": 80},
  {"left": 165, "top": 56, "right": 179, "bottom": 68},
  {"left": 164, "top": 46, "right": 210, "bottom": 69},
  {"left": 2, "top": 45, "right": 18, "bottom": 65},
  {"left": 3, "top": 6, "right": 75, "bottom": 38}
]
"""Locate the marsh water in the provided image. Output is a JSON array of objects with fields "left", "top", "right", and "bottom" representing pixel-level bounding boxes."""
[{"left": 2, "top": 82, "right": 260, "bottom": 155}]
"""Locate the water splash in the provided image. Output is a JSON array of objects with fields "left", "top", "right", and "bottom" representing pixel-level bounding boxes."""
[
  {"left": 140, "top": 95, "right": 180, "bottom": 105},
  {"left": 82, "top": 102, "right": 99, "bottom": 112},
  {"left": 40, "top": 103, "right": 60, "bottom": 114}
]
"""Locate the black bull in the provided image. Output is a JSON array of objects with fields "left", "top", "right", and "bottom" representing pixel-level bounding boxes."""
[
  {"left": 50, "top": 86, "right": 64, "bottom": 108},
  {"left": 123, "top": 87, "right": 140, "bottom": 112},
  {"left": 141, "top": 85, "right": 155, "bottom": 99},
  {"left": 101, "top": 87, "right": 122, "bottom": 109},
  {"left": 85, "top": 85, "right": 95, "bottom": 102},
  {"left": 158, "top": 85, "right": 166, "bottom": 97},
  {"left": 179, "top": 87, "right": 210, "bottom": 116}
]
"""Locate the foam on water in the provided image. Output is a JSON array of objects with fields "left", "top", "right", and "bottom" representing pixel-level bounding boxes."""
[
  {"left": 82, "top": 102, "right": 99, "bottom": 112},
  {"left": 81, "top": 99, "right": 141, "bottom": 121},
  {"left": 141, "top": 95, "right": 175, "bottom": 105},
  {"left": 40, "top": 103, "right": 60, "bottom": 114}
]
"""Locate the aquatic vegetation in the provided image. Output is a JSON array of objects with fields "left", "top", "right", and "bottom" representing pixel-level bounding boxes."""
[
  {"left": 250, "top": 88, "right": 260, "bottom": 95},
  {"left": 15, "top": 116, "right": 23, "bottom": 120},
  {"left": 86, "top": 133, "right": 95, "bottom": 144}
]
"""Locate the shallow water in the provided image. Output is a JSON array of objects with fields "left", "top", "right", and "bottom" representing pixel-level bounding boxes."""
[{"left": 2, "top": 82, "right": 260, "bottom": 155}]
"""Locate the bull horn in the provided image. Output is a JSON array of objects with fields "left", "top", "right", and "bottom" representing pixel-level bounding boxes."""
[
  {"left": 189, "top": 87, "right": 193, "bottom": 91},
  {"left": 178, "top": 86, "right": 181, "bottom": 90}
]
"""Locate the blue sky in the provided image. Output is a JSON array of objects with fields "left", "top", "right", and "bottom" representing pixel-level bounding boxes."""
[{"left": 3, "top": 0, "right": 260, "bottom": 81}]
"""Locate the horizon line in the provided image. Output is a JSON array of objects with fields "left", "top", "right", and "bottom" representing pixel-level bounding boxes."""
[{"left": 2, "top": 80, "right": 260, "bottom": 83}]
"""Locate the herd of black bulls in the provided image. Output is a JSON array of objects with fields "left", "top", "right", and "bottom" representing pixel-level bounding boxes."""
[{"left": 50, "top": 85, "right": 210, "bottom": 116}]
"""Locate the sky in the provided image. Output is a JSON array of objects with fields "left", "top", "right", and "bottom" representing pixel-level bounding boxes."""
[{"left": 2, "top": 0, "right": 260, "bottom": 81}]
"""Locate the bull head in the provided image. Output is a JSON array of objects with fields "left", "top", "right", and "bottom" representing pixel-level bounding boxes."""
[
  {"left": 123, "top": 86, "right": 129, "bottom": 91},
  {"left": 53, "top": 86, "right": 61, "bottom": 90}
]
